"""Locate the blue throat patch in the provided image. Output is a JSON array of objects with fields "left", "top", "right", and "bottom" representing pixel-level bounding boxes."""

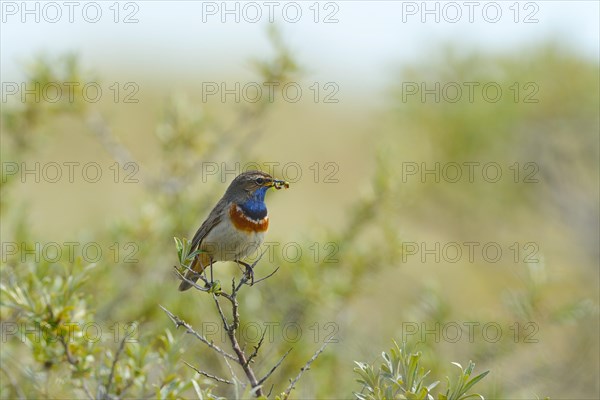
[{"left": 238, "top": 186, "right": 268, "bottom": 220}]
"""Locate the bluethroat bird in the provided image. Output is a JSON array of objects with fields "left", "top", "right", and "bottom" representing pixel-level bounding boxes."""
[{"left": 178, "top": 170, "right": 289, "bottom": 291}]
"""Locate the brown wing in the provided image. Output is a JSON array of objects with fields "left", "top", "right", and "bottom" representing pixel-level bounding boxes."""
[
  {"left": 178, "top": 197, "right": 228, "bottom": 291},
  {"left": 189, "top": 196, "right": 228, "bottom": 253}
]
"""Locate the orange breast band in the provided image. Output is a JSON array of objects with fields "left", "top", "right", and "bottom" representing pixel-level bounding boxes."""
[{"left": 229, "top": 204, "right": 269, "bottom": 232}]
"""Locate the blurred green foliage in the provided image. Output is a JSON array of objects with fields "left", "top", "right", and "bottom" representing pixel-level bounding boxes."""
[
  {"left": 354, "top": 341, "right": 488, "bottom": 400},
  {"left": 1, "top": 253, "right": 201, "bottom": 399}
]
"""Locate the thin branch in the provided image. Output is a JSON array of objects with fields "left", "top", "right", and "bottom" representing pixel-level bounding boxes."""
[
  {"left": 245, "top": 328, "right": 267, "bottom": 367},
  {"left": 58, "top": 335, "right": 78, "bottom": 366},
  {"left": 172, "top": 266, "right": 210, "bottom": 292},
  {"left": 211, "top": 294, "right": 263, "bottom": 397},
  {"left": 257, "top": 347, "right": 293, "bottom": 386},
  {"left": 212, "top": 294, "right": 231, "bottom": 332},
  {"left": 267, "top": 384, "right": 274, "bottom": 398},
  {"left": 183, "top": 360, "right": 233, "bottom": 385},
  {"left": 282, "top": 341, "right": 330, "bottom": 399},
  {"left": 230, "top": 290, "right": 240, "bottom": 332},
  {"left": 230, "top": 262, "right": 252, "bottom": 293},
  {"left": 232, "top": 248, "right": 270, "bottom": 292},
  {"left": 81, "top": 382, "right": 94, "bottom": 400},
  {"left": 223, "top": 357, "right": 241, "bottom": 386},
  {"left": 167, "top": 239, "right": 280, "bottom": 398},
  {"left": 252, "top": 266, "right": 280, "bottom": 286},
  {"left": 103, "top": 328, "right": 132, "bottom": 399},
  {"left": 186, "top": 259, "right": 211, "bottom": 286},
  {"left": 160, "top": 305, "right": 237, "bottom": 362}
]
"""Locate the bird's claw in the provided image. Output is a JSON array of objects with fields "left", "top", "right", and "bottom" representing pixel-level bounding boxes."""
[{"left": 245, "top": 265, "right": 255, "bottom": 285}]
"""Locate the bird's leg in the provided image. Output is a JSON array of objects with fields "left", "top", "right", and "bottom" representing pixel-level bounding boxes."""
[
  {"left": 199, "top": 257, "right": 215, "bottom": 287},
  {"left": 204, "top": 258, "right": 222, "bottom": 293},
  {"left": 236, "top": 260, "right": 254, "bottom": 285}
]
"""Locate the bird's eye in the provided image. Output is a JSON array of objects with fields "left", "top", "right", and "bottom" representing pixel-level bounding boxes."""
[{"left": 255, "top": 177, "right": 264, "bottom": 185}]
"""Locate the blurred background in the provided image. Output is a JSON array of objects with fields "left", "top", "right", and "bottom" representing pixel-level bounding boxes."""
[{"left": 1, "top": 1, "right": 599, "bottom": 399}]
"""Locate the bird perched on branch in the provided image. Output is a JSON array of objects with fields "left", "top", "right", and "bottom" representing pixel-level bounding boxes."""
[{"left": 178, "top": 170, "right": 289, "bottom": 291}]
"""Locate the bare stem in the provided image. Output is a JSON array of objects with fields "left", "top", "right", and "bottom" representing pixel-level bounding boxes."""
[
  {"left": 183, "top": 360, "right": 233, "bottom": 385},
  {"left": 103, "top": 330, "right": 131, "bottom": 399},
  {"left": 167, "top": 247, "right": 290, "bottom": 398},
  {"left": 172, "top": 266, "right": 210, "bottom": 292},
  {"left": 283, "top": 341, "right": 330, "bottom": 399},
  {"left": 257, "top": 347, "right": 293, "bottom": 386},
  {"left": 58, "top": 335, "right": 78, "bottom": 366},
  {"left": 212, "top": 291, "right": 264, "bottom": 397},
  {"left": 160, "top": 305, "right": 237, "bottom": 362},
  {"left": 245, "top": 328, "right": 267, "bottom": 367}
]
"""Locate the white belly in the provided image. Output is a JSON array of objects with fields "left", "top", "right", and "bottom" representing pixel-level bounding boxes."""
[{"left": 200, "top": 222, "right": 265, "bottom": 261}]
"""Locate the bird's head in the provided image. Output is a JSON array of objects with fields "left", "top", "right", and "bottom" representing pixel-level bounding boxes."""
[{"left": 225, "top": 170, "right": 289, "bottom": 201}]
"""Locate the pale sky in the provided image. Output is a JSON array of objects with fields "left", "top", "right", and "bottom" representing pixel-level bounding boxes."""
[{"left": 1, "top": 1, "right": 599, "bottom": 99}]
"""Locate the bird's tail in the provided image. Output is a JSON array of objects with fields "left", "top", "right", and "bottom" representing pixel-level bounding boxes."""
[{"left": 178, "top": 251, "right": 210, "bottom": 291}]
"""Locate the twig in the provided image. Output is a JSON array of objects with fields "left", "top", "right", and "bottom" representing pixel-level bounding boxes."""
[
  {"left": 187, "top": 259, "right": 211, "bottom": 286},
  {"left": 282, "top": 341, "right": 330, "bottom": 399},
  {"left": 252, "top": 266, "right": 280, "bottom": 286},
  {"left": 81, "top": 382, "right": 94, "bottom": 400},
  {"left": 167, "top": 242, "right": 282, "bottom": 398},
  {"left": 230, "top": 289, "right": 240, "bottom": 331},
  {"left": 223, "top": 357, "right": 241, "bottom": 386},
  {"left": 58, "top": 335, "right": 78, "bottom": 366},
  {"left": 245, "top": 328, "right": 267, "bottom": 367},
  {"left": 257, "top": 347, "right": 293, "bottom": 386},
  {"left": 212, "top": 294, "right": 230, "bottom": 331},
  {"left": 183, "top": 360, "right": 233, "bottom": 385},
  {"left": 172, "top": 266, "right": 210, "bottom": 292},
  {"left": 160, "top": 305, "right": 237, "bottom": 362},
  {"left": 212, "top": 294, "right": 263, "bottom": 396},
  {"left": 228, "top": 261, "right": 253, "bottom": 293},
  {"left": 232, "top": 250, "right": 272, "bottom": 292},
  {"left": 103, "top": 328, "right": 133, "bottom": 399}
]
